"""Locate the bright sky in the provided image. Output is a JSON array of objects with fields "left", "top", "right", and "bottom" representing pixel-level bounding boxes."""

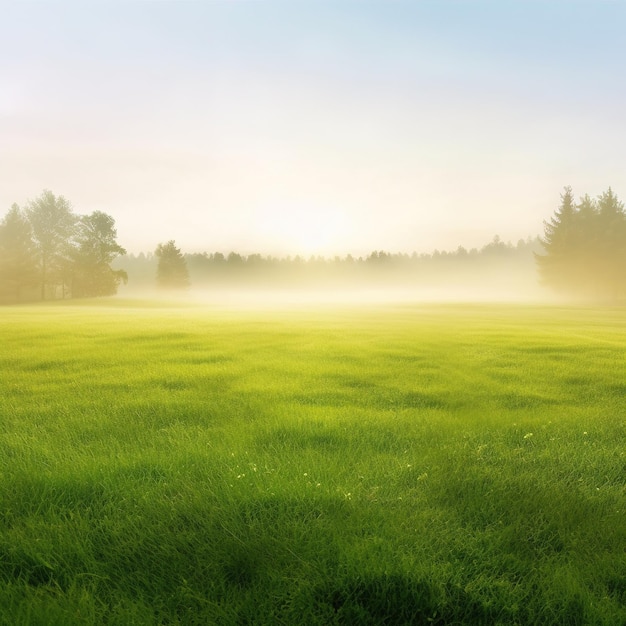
[{"left": 1, "top": 1, "right": 625, "bottom": 256}]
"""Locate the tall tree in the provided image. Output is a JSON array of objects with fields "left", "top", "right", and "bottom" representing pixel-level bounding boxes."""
[
  {"left": 155, "top": 240, "right": 190, "bottom": 289},
  {"left": 537, "top": 186, "right": 626, "bottom": 299},
  {"left": 25, "top": 190, "right": 77, "bottom": 299},
  {"left": 0, "top": 204, "right": 39, "bottom": 302},
  {"left": 71, "top": 211, "right": 128, "bottom": 297},
  {"left": 573, "top": 193, "right": 600, "bottom": 292},
  {"left": 535, "top": 186, "right": 580, "bottom": 294},
  {"left": 595, "top": 187, "right": 626, "bottom": 298}
]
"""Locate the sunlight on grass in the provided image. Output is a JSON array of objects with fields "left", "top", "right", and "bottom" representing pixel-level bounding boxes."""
[{"left": 0, "top": 301, "right": 625, "bottom": 624}]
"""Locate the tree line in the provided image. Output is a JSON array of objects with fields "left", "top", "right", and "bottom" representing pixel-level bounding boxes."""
[
  {"left": 2, "top": 187, "right": 625, "bottom": 302},
  {"left": 125, "top": 235, "right": 540, "bottom": 291},
  {"left": 536, "top": 186, "right": 626, "bottom": 299},
  {"left": 0, "top": 190, "right": 127, "bottom": 303}
]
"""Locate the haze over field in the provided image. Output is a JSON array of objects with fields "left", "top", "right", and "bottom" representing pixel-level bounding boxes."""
[{"left": 2, "top": 1, "right": 626, "bottom": 257}]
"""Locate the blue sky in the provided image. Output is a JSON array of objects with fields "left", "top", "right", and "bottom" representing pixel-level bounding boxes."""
[{"left": 1, "top": 1, "right": 625, "bottom": 255}]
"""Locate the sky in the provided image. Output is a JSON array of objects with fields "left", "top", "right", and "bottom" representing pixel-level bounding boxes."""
[{"left": 1, "top": 1, "right": 625, "bottom": 257}]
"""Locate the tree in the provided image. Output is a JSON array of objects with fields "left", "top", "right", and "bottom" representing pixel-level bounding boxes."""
[
  {"left": 1, "top": 192, "right": 128, "bottom": 302},
  {"left": 25, "top": 190, "right": 77, "bottom": 299},
  {"left": 536, "top": 186, "right": 626, "bottom": 299},
  {"left": 595, "top": 187, "right": 626, "bottom": 298},
  {"left": 0, "top": 204, "right": 39, "bottom": 302},
  {"left": 71, "top": 211, "right": 128, "bottom": 297},
  {"left": 155, "top": 240, "right": 190, "bottom": 289},
  {"left": 571, "top": 193, "right": 600, "bottom": 292},
  {"left": 536, "top": 186, "right": 581, "bottom": 295}
]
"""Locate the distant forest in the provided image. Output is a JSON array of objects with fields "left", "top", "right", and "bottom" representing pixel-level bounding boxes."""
[
  {"left": 113, "top": 235, "right": 541, "bottom": 294},
  {"left": 2, "top": 186, "right": 625, "bottom": 303}
]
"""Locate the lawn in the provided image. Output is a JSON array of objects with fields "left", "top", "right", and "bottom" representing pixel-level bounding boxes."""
[{"left": 0, "top": 299, "right": 625, "bottom": 625}]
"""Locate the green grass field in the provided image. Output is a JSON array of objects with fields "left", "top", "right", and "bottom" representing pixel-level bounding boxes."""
[{"left": 1, "top": 299, "right": 625, "bottom": 625}]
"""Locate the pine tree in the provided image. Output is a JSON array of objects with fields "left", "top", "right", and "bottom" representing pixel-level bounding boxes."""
[
  {"left": 574, "top": 194, "right": 600, "bottom": 294},
  {"left": 537, "top": 187, "right": 626, "bottom": 299},
  {"left": 596, "top": 187, "right": 626, "bottom": 299},
  {"left": 535, "top": 186, "right": 580, "bottom": 294}
]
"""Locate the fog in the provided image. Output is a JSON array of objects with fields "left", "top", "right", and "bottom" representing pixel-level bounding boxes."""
[
  {"left": 112, "top": 237, "right": 557, "bottom": 307},
  {"left": 112, "top": 278, "right": 556, "bottom": 311},
  {"left": 118, "top": 284, "right": 555, "bottom": 311}
]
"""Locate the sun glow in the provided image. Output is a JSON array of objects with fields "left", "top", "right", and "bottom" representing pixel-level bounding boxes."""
[{"left": 256, "top": 203, "right": 350, "bottom": 256}]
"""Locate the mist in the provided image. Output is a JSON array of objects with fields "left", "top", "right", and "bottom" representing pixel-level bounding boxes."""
[{"left": 111, "top": 235, "right": 555, "bottom": 307}]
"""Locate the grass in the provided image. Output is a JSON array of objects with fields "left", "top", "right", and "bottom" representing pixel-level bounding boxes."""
[{"left": 0, "top": 299, "right": 625, "bottom": 624}]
